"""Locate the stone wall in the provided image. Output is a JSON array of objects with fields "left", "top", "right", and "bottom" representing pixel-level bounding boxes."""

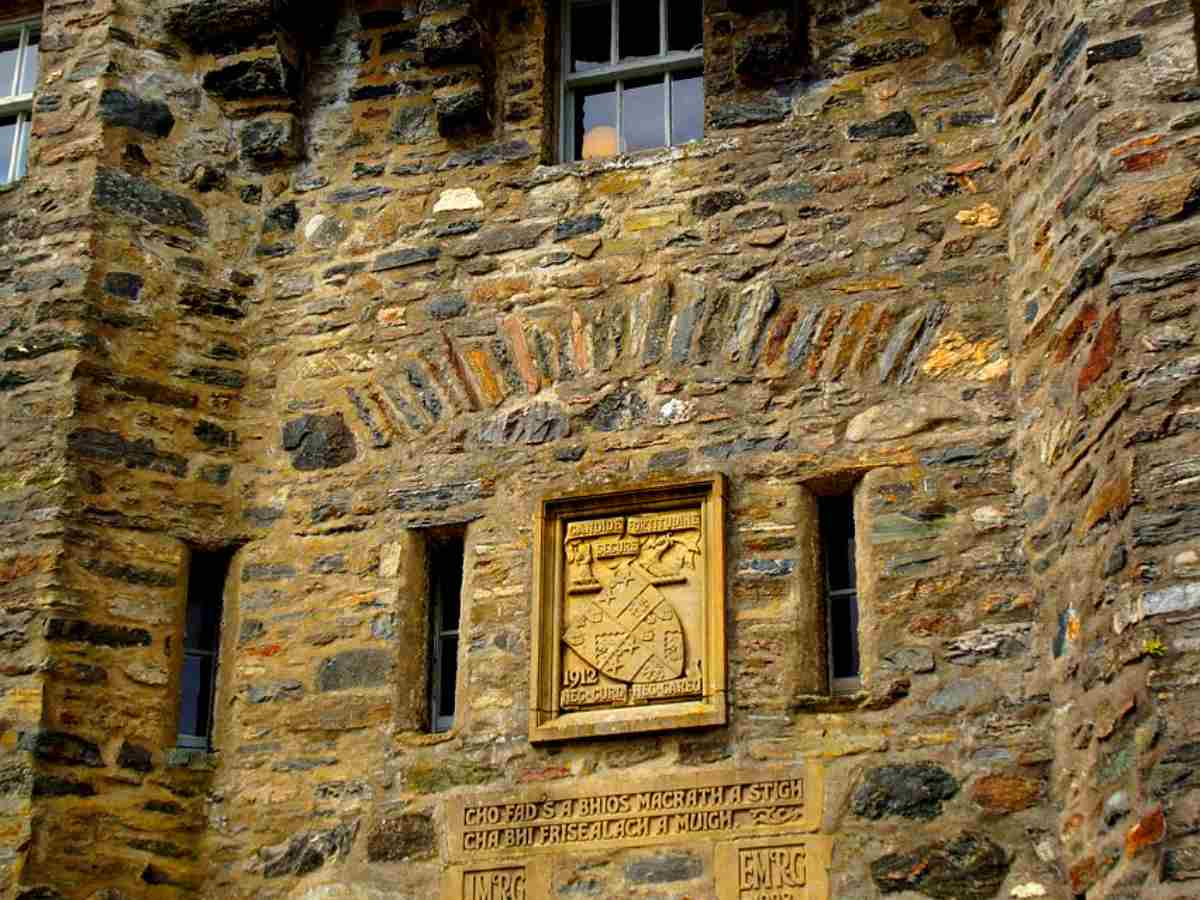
[
  {"left": 1002, "top": 0, "right": 1200, "bottom": 895},
  {"left": 0, "top": 0, "right": 1195, "bottom": 897}
]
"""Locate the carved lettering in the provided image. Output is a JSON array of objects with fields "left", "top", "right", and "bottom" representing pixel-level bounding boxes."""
[
  {"left": 594, "top": 538, "right": 642, "bottom": 558},
  {"left": 740, "top": 847, "right": 807, "bottom": 892},
  {"left": 565, "top": 517, "right": 625, "bottom": 539},
  {"left": 561, "top": 684, "right": 628, "bottom": 707},
  {"left": 454, "top": 774, "right": 811, "bottom": 859},
  {"left": 628, "top": 510, "right": 702, "bottom": 535},
  {"left": 464, "top": 868, "right": 527, "bottom": 900}
]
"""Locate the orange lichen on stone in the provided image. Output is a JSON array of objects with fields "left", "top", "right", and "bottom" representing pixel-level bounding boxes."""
[
  {"left": 1125, "top": 808, "right": 1166, "bottom": 856},
  {"left": 971, "top": 773, "right": 1041, "bottom": 814},
  {"left": 955, "top": 202, "right": 1002, "bottom": 228},
  {"left": 1083, "top": 475, "right": 1131, "bottom": 532},
  {"left": 1077, "top": 310, "right": 1120, "bottom": 394},
  {"left": 921, "top": 332, "right": 1009, "bottom": 381}
]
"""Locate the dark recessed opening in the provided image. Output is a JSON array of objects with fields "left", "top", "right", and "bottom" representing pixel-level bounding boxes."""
[
  {"left": 178, "top": 546, "right": 235, "bottom": 749},
  {"left": 428, "top": 532, "right": 465, "bottom": 733},
  {"left": 818, "top": 493, "right": 860, "bottom": 688}
]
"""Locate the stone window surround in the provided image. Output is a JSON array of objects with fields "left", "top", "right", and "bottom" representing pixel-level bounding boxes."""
[
  {"left": 0, "top": 15, "right": 38, "bottom": 186},
  {"left": 557, "top": 0, "right": 704, "bottom": 162},
  {"left": 794, "top": 470, "right": 878, "bottom": 703},
  {"left": 389, "top": 524, "right": 472, "bottom": 739},
  {"left": 174, "top": 543, "right": 243, "bottom": 757}
]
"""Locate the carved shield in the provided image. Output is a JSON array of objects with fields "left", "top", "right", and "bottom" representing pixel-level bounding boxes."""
[{"left": 563, "top": 571, "right": 685, "bottom": 684}]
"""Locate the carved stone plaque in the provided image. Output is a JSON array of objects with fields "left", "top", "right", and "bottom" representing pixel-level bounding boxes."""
[
  {"left": 715, "top": 835, "right": 833, "bottom": 900},
  {"left": 443, "top": 861, "right": 549, "bottom": 900},
  {"left": 446, "top": 762, "right": 823, "bottom": 864},
  {"left": 530, "top": 475, "right": 726, "bottom": 742}
]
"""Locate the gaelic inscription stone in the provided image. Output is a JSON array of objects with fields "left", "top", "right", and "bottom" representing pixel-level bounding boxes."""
[{"left": 530, "top": 476, "right": 727, "bottom": 741}]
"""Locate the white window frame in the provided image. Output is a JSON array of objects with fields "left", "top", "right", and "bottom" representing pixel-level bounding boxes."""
[
  {"left": 559, "top": 0, "right": 703, "bottom": 162},
  {"left": 0, "top": 17, "right": 38, "bottom": 185}
]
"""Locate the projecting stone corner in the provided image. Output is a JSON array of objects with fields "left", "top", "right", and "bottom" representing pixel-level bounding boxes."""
[
  {"left": 281, "top": 414, "right": 357, "bottom": 470},
  {"left": 852, "top": 763, "right": 960, "bottom": 821},
  {"left": 871, "top": 831, "right": 1010, "bottom": 899}
]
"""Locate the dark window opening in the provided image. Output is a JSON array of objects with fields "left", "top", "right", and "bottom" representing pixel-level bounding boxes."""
[
  {"left": 178, "top": 547, "right": 234, "bottom": 749},
  {"left": 429, "top": 534, "right": 465, "bottom": 733},
  {"left": 819, "top": 494, "right": 860, "bottom": 690}
]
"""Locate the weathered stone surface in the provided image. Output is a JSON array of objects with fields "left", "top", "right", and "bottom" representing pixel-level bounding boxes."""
[
  {"left": 203, "top": 55, "right": 300, "bottom": 100},
  {"left": 435, "top": 85, "right": 488, "bottom": 136},
  {"left": 871, "top": 832, "right": 1010, "bottom": 898},
  {"left": 419, "top": 14, "right": 481, "bottom": 67},
  {"left": 240, "top": 114, "right": 302, "bottom": 166},
  {"left": 316, "top": 649, "right": 392, "bottom": 692},
  {"left": 479, "top": 403, "right": 569, "bottom": 445},
  {"left": 848, "top": 111, "right": 918, "bottom": 141},
  {"left": 68, "top": 428, "right": 188, "bottom": 477},
  {"left": 45, "top": 619, "right": 152, "bottom": 648},
  {"left": 944, "top": 624, "right": 1031, "bottom": 665},
  {"left": 281, "top": 414, "right": 357, "bottom": 470},
  {"left": 259, "top": 823, "right": 357, "bottom": 878},
  {"left": 853, "top": 763, "right": 960, "bottom": 821},
  {"left": 366, "top": 814, "right": 435, "bottom": 863},
  {"left": 98, "top": 90, "right": 175, "bottom": 138},
  {"left": 971, "top": 773, "right": 1040, "bottom": 814},
  {"left": 94, "top": 169, "right": 207, "bottom": 236},
  {"left": 625, "top": 850, "right": 704, "bottom": 884},
  {"left": 20, "top": 730, "right": 104, "bottom": 768}
]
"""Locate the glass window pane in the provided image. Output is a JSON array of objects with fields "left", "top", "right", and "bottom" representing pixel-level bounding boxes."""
[
  {"left": 438, "top": 636, "right": 458, "bottom": 718},
  {"left": 19, "top": 32, "right": 38, "bottom": 95},
  {"left": 622, "top": 76, "right": 665, "bottom": 153},
  {"left": 178, "top": 652, "right": 214, "bottom": 739},
  {"left": 571, "top": 0, "right": 611, "bottom": 72},
  {"left": 671, "top": 70, "right": 704, "bottom": 144},
  {"left": 14, "top": 115, "right": 29, "bottom": 182},
  {"left": 574, "top": 83, "right": 617, "bottom": 160},
  {"left": 668, "top": 0, "right": 703, "bottom": 52},
  {"left": 0, "top": 116, "right": 16, "bottom": 185},
  {"left": 620, "top": 0, "right": 660, "bottom": 59},
  {"left": 436, "top": 539, "right": 464, "bottom": 632},
  {"left": 0, "top": 36, "right": 18, "bottom": 98},
  {"left": 830, "top": 594, "right": 860, "bottom": 678},
  {"left": 820, "top": 494, "right": 856, "bottom": 591}
]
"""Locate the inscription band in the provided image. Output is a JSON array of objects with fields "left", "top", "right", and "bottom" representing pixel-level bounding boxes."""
[{"left": 447, "top": 764, "right": 822, "bottom": 864}]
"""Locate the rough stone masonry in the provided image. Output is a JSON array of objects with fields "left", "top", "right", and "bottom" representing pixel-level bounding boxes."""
[{"left": 0, "top": 0, "right": 1198, "bottom": 897}]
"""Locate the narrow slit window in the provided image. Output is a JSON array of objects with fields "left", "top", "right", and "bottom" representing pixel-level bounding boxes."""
[
  {"left": 178, "top": 547, "right": 234, "bottom": 749},
  {"left": 819, "top": 494, "right": 860, "bottom": 691},
  {"left": 429, "top": 534, "right": 465, "bottom": 733}
]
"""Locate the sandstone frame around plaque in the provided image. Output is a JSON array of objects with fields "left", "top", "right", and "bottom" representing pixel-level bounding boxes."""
[{"left": 530, "top": 474, "right": 727, "bottom": 742}]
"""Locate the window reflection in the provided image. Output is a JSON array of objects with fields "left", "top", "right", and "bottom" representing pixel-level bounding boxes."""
[
  {"left": 575, "top": 83, "right": 617, "bottom": 160},
  {"left": 671, "top": 71, "right": 703, "bottom": 144},
  {"left": 623, "top": 77, "right": 665, "bottom": 153}
]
